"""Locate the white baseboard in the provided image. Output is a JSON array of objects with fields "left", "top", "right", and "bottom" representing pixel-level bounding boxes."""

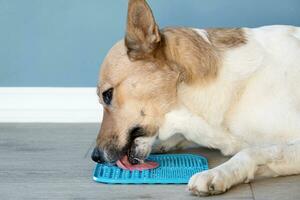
[{"left": 0, "top": 87, "right": 103, "bottom": 122}]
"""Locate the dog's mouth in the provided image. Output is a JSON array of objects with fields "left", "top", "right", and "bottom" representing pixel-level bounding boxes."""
[
  {"left": 114, "top": 126, "right": 153, "bottom": 166},
  {"left": 116, "top": 154, "right": 158, "bottom": 170},
  {"left": 112, "top": 146, "right": 152, "bottom": 170},
  {"left": 102, "top": 142, "right": 148, "bottom": 165},
  {"left": 127, "top": 152, "right": 144, "bottom": 164},
  {"left": 110, "top": 148, "right": 145, "bottom": 165},
  {"left": 99, "top": 126, "right": 155, "bottom": 167}
]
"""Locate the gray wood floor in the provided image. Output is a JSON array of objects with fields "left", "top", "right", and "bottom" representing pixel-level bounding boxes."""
[{"left": 0, "top": 123, "right": 299, "bottom": 200}]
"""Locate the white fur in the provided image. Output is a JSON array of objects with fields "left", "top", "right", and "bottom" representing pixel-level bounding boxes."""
[
  {"left": 193, "top": 29, "right": 211, "bottom": 44},
  {"left": 158, "top": 25, "right": 300, "bottom": 196},
  {"left": 152, "top": 133, "right": 198, "bottom": 153},
  {"left": 158, "top": 106, "right": 244, "bottom": 155},
  {"left": 133, "top": 136, "right": 156, "bottom": 161}
]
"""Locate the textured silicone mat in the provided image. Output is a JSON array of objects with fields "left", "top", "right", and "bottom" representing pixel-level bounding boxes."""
[{"left": 93, "top": 154, "right": 208, "bottom": 184}]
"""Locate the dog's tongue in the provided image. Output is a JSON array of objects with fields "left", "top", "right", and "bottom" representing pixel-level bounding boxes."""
[{"left": 116, "top": 155, "right": 159, "bottom": 171}]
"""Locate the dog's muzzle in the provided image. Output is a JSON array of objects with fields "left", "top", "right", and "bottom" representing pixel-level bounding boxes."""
[{"left": 91, "top": 126, "right": 150, "bottom": 164}]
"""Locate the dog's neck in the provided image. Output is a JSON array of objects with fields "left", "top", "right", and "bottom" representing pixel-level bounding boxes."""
[{"left": 156, "top": 27, "right": 247, "bottom": 85}]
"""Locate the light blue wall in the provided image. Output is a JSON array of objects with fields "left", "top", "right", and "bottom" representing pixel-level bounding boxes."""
[{"left": 1, "top": 0, "right": 300, "bottom": 87}]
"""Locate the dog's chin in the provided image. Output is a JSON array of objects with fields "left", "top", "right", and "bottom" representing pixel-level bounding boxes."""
[{"left": 127, "top": 146, "right": 152, "bottom": 165}]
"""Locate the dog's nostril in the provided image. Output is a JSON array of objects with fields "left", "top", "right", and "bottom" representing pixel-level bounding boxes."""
[{"left": 91, "top": 147, "right": 105, "bottom": 163}]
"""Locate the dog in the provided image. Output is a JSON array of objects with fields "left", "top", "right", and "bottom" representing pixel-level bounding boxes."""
[{"left": 91, "top": 0, "right": 300, "bottom": 196}]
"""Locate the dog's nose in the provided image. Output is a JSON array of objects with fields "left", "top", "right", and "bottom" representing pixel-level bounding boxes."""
[{"left": 91, "top": 147, "right": 105, "bottom": 163}]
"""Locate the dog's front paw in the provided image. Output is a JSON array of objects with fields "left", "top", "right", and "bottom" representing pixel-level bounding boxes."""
[{"left": 188, "top": 169, "right": 231, "bottom": 196}]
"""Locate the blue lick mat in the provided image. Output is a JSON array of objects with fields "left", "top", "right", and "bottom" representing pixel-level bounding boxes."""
[{"left": 93, "top": 154, "right": 208, "bottom": 184}]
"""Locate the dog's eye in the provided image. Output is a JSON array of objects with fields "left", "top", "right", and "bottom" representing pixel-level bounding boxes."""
[{"left": 102, "top": 88, "right": 113, "bottom": 105}]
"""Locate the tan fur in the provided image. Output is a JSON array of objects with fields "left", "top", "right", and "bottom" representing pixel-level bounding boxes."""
[
  {"left": 162, "top": 27, "right": 220, "bottom": 84},
  {"left": 207, "top": 28, "right": 247, "bottom": 49},
  {"left": 125, "top": 0, "right": 161, "bottom": 60}
]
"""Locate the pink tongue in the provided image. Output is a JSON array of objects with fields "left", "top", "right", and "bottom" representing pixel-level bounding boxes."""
[{"left": 116, "top": 155, "right": 159, "bottom": 171}]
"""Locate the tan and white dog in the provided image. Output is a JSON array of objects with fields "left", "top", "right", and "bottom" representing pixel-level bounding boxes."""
[{"left": 91, "top": 0, "right": 300, "bottom": 196}]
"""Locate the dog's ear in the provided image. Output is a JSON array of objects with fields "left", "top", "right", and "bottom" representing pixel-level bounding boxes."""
[{"left": 125, "top": 0, "right": 161, "bottom": 60}]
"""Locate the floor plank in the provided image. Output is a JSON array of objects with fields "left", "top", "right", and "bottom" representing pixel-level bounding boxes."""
[
  {"left": 7, "top": 123, "right": 300, "bottom": 199},
  {"left": 251, "top": 175, "right": 300, "bottom": 200}
]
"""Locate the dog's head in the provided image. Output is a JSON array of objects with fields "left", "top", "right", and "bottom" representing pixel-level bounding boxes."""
[
  {"left": 92, "top": 0, "right": 179, "bottom": 164},
  {"left": 92, "top": 0, "right": 221, "bottom": 164}
]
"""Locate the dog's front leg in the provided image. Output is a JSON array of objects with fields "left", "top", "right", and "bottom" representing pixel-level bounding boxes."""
[{"left": 188, "top": 140, "right": 300, "bottom": 196}]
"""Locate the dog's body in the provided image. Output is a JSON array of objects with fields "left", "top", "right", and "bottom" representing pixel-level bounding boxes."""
[
  {"left": 159, "top": 25, "right": 300, "bottom": 155},
  {"left": 157, "top": 26, "right": 300, "bottom": 195},
  {"left": 92, "top": 0, "right": 300, "bottom": 196}
]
